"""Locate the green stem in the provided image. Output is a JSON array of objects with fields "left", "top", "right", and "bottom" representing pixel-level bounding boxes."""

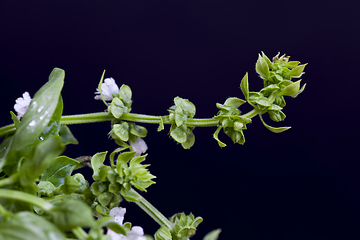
[
  {"left": 241, "top": 93, "right": 278, "bottom": 119},
  {"left": 0, "top": 124, "right": 16, "bottom": 137},
  {"left": 0, "top": 189, "right": 53, "bottom": 211},
  {"left": 0, "top": 176, "right": 16, "bottom": 188},
  {"left": 71, "top": 227, "right": 88, "bottom": 240},
  {"left": 72, "top": 227, "right": 88, "bottom": 240},
  {"left": 60, "top": 112, "right": 114, "bottom": 125},
  {"left": 131, "top": 189, "right": 173, "bottom": 230},
  {"left": 0, "top": 112, "right": 220, "bottom": 137},
  {"left": 0, "top": 93, "right": 277, "bottom": 137}
]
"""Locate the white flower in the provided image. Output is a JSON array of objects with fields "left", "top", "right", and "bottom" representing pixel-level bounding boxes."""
[
  {"left": 14, "top": 91, "right": 32, "bottom": 119},
  {"left": 95, "top": 77, "right": 120, "bottom": 101},
  {"left": 108, "top": 226, "right": 147, "bottom": 240},
  {"left": 130, "top": 137, "right": 148, "bottom": 157},
  {"left": 109, "top": 207, "right": 126, "bottom": 225},
  {"left": 107, "top": 207, "right": 147, "bottom": 240},
  {"left": 126, "top": 226, "right": 147, "bottom": 240}
]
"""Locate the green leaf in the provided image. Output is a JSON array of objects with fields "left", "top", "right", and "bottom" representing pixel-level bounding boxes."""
[
  {"left": 97, "top": 70, "right": 108, "bottom": 106},
  {"left": 259, "top": 114, "right": 291, "bottom": 133},
  {"left": 47, "top": 199, "right": 95, "bottom": 231},
  {"left": 224, "top": 97, "right": 246, "bottom": 108},
  {"left": 10, "top": 68, "right": 64, "bottom": 153},
  {"left": 0, "top": 211, "right": 66, "bottom": 240},
  {"left": 91, "top": 151, "right": 108, "bottom": 174},
  {"left": 155, "top": 226, "right": 172, "bottom": 240},
  {"left": 113, "top": 122, "right": 130, "bottom": 141},
  {"left": 58, "top": 125, "right": 78, "bottom": 145},
  {"left": 285, "top": 61, "right": 300, "bottom": 68},
  {"left": 203, "top": 229, "right": 222, "bottom": 240},
  {"left": 294, "top": 83, "right": 306, "bottom": 98},
  {"left": 213, "top": 126, "right": 226, "bottom": 147},
  {"left": 279, "top": 80, "right": 302, "bottom": 97},
  {"left": 41, "top": 95, "right": 63, "bottom": 140},
  {"left": 117, "top": 151, "right": 136, "bottom": 172},
  {"left": 256, "top": 54, "right": 270, "bottom": 80},
  {"left": 10, "top": 111, "right": 20, "bottom": 129},
  {"left": 40, "top": 156, "right": 80, "bottom": 187},
  {"left": 261, "top": 51, "right": 274, "bottom": 69},
  {"left": 288, "top": 63, "right": 307, "bottom": 78},
  {"left": 240, "top": 73, "right": 250, "bottom": 102},
  {"left": 106, "top": 222, "right": 128, "bottom": 236},
  {"left": 248, "top": 92, "right": 272, "bottom": 107},
  {"left": 259, "top": 84, "right": 280, "bottom": 97},
  {"left": 158, "top": 116, "right": 165, "bottom": 132},
  {"left": 20, "top": 136, "right": 64, "bottom": 186}
]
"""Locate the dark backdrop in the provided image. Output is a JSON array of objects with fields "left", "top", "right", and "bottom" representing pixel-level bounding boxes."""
[{"left": 1, "top": 1, "right": 359, "bottom": 239}]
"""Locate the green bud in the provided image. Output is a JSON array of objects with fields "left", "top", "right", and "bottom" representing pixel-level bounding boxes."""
[
  {"left": 234, "top": 121, "right": 244, "bottom": 131},
  {"left": 63, "top": 175, "right": 80, "bottom": 194},
  {"left": 256, "top": 54, "right": 270, "bottom": 80},
  {"left": 268, "top": 110, "right": 286, "bottom": 122},
  {"left": 261, "top": 51, "right": 273, "bottom": 69},
  {"left": 37, "top": 181, "right": 56, "bottom": 197}
]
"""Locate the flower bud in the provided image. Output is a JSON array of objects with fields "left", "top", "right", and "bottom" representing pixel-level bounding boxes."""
[
  {"left": 256, "top": 54, "right": 270, "bottom": 80},
  {"left": 234, "top": 121, "right": 244, "bottom": 130}
]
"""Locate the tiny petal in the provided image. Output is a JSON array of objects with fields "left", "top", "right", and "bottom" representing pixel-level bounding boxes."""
[
  {"left": 14, "top": 91, "right": 32, "bottom": 119},
  {"left": 130, "top": 137, "right": 148, "bottom": 157},
  {"left": 127, "top": 226, "right": 147, "bottom": 240},
  {"left": 95, "top": 77, "right": 120, "bottom": 101},
  {"left": 109, "top": 207, "right": 126, "bottom": 225}
]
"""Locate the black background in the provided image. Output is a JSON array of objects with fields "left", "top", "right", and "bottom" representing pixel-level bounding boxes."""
[{"left": 1, "top": 1, "right": 360, "bottom": 239}]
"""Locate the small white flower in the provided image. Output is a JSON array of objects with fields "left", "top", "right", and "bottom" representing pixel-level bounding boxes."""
[
  {"left": 126, "top": 226, "right": 147, "bottom": 240},
  {"left": 107, "top": 207, "right": 147, "bottom": 240},
  {"left": 109, "top": 207, "right": 126, "bottom": 225},
  {"left": 14, "top": 91, "right": 32, "bottom": 119},
  {"left": 95, "top": 77, "right": 120, "bottom": 101},
  {"left": 130, "top": 137, "right": 148, "bottom": 157}
]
